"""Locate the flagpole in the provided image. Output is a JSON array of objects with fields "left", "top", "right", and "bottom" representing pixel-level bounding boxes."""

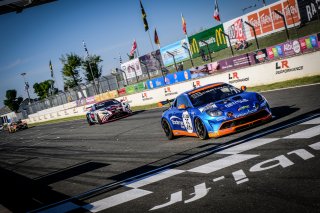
[
  {"left": 147, "top": 31, "right": 155, "bottom": 51},
  {"left": 135, "top": 38, "right": 140, "bottom": 57}
]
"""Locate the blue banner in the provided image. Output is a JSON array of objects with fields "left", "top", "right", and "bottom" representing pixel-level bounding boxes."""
[
  {"left": 164, "top": 70, "right": 191, "bottom": 85},
  {"left": 160, "top": 39, "right": 190, "bottom": 67},
  {"left": 146, "top": 70, "right": 191, "bottom": 89},
  {"left": 146, "top": 77, "right": 165, "bottom": 89}
]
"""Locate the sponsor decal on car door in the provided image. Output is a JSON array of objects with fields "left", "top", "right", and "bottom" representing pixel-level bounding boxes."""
[{"left": 182, "top": 111, "right": 194, "bottom": 133}]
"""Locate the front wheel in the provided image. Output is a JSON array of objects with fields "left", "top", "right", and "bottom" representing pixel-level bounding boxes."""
[
  {"left": 97, "top": 114, "right": 103, "bottom": 125},
  {"left": 161, "top": 119, "right": 175, "bottom": 140},
  {"left": 195, "top": 118, "right": 209, "bottom": 140},
  {"left": 86, "top": 115, "right": 94, "bottom": 126}
]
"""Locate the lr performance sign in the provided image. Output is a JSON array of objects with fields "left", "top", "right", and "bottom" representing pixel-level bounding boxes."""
[{"left": 188, "top": 24, "right": 227, "bottom": 58}]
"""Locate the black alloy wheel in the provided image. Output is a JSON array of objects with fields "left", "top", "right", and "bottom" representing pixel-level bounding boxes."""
[
  {"left": 195, "top": 118, "right": 209, "bottom": 140},
  {"left": 161, "top": 119, "right": 175, "bottom": 140}
]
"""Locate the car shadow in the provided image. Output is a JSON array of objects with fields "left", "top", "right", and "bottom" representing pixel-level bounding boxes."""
[{"left": 0, "top": 161, "right": 108, "bottom": 212}]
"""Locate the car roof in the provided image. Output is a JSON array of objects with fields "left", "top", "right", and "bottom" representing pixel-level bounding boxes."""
[
  {"left": 184, "top": 82, "right": 226, "bottom": 95},
  {"left": 95, "top": 99, "right": 117, "bottom": 105}
]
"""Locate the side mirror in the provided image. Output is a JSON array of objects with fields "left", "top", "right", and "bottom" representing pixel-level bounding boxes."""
[
  {"left": 240, "top": 86, "right": 247, "bottom": 91},
  {"left": 178, "top": 104, "right": 187, "bottom": 110}
]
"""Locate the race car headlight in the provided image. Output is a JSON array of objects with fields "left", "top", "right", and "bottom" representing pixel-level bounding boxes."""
[{"left": 206, "top": 109, "right": 223, "bottom": 117}]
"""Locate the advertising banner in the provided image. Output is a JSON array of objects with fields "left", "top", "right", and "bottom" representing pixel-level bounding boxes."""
[
  {"left": 259, "top": 8, "right": 274, "bottom": 34},
  {"left": 146, "top": 70, "right": 192, "bottom": 89},
  {"left": 188, "top": 24, "right": 227, "bottom": 58},
  {"left": 117, "top": 88, "right": 126, "bottom": 96},
  {"left": 223, "top": 0, "right": 301, "bottom": 45},
  {"left": 125, "top": 82, "right": 146, "bottom": 94},
  {"left": 86, "top": 96, "right": 95, "bottom": 105},
  {"left": 190, "top": 62, "right": 219, "bottom": 79},
  {"left": 282, "top": 0, "right": 300, "bottom": 25},
  {"left": 164, "top": 70, "right": 191, "bottom": 85},
  {"left": 224, "top": 18, "right": 247, "bottom": 45},
  {"left": 297, "top": 0, "right": 320, "bottom": 24},
  {"left": 160, "top": 38, "right": 190, "bottom": 67},
  {"left": 108, "top": 90, "right": 119, "bottom": 98},
  {"left": 271, "top": 2, "right": 285, "bottom": 29},
  {"left": 299, "top": 34, "right": 319, "bottom": 53},
  {"left": 76, "top": 98, "right": 86, "bottom": 107},
  {"left": 266, "top": 34, "right": 318, "bottom": 59},
  {"left": 146, "top": 77, "right": 165, "bottom": 89},
  {"left": 266, "top": 44, "right": 284, "bottom": 59},
  {"left": 252, "top": 49, "right": 269, "bottom": 63},
  {"left": 218, "top": 53, "right": 256, "bottom": 71},
  {"left": 120, "top": 58, "right": 143, "bottom": 79},
  {"left": 139, "top": 49, "right": 164, "bottom": 73},
  {"left": 282, "top": 40, "right": 302, "bottom": 56}
]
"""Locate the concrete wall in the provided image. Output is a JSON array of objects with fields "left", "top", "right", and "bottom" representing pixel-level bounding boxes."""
[{"left": 24, "top": 51, "right": 320, "bottom": 124}]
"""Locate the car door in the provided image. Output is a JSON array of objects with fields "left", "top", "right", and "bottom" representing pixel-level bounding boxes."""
[{"left": 172, "top": 95, "right": 194, "bottom": 133}]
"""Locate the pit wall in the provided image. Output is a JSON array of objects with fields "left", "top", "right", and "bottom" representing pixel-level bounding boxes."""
[{"left": 25, "top": 51, "right": 320, "bottom": 124}]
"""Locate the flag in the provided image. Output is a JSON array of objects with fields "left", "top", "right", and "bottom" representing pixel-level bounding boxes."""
[
  {"left": 140, "top": 0, "right": 149, "bottom": 31},
  {"left": 49, "top": 60, "right": 54, "bottom": 78},
  {"left": 213, "top": 0, "right": 221, "bottom": 22},
  {"left": 82, "top": 40, "right": 89, "bottom": 57},
  {"left": 154, "top": 28, "right": 160, "bottom": 45},
  {"left": 181, "top": 13, "right": 187, "bottom": 35},
  {"left": 130, "top": 39, "right": 137, "bottom": 56}
]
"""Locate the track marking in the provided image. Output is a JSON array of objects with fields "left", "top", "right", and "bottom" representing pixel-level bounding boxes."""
[
  {"left": 260, "top": 82, "right": 320, "bottom": 93},
  {"left": 188, "top": 154, "right": 258, "bottom": 174},
  {"left": 232, "top": 170, "right": 249, "bottom": 185},
  {"left": 283, "top": 125, "right": 320, "bottom": 139},
  {"left": 216, "top": 138, "right": 279, "bottom": 155},
  {"left": 184, "top": 182, "right": 211, "bottom": 203},
  {"left": 309, "top": 142, "right": 320, "bottom": 150},
  {"left": 300, "top": 117, "right": 320, "bottom": 125},
  {"left": 150, "top": 191, "right": 182, "bottom": 211},
  {"left": 213, "top": 176, "right": 225, "bottom": 182},
  {"left": 125, "top": 169, "right": 185, "bottom": 189}
]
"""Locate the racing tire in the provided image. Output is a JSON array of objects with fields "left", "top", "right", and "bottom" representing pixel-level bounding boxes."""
[
  {"left": 195, "top": 118, "right": 209, "bottom": 140},
  {"left": 97, "top": 115, "right": 103, "bottom": 125},
  {"left": 161, "top": 119, "right": 175, "bottom": 140},
  {"left": 86, "top": 115, "right": 94, "bottom": 126}
]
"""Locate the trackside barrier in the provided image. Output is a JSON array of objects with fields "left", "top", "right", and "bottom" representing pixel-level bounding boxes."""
[{"left": 25, "top": 51, "right": 320, "bottom": 124}]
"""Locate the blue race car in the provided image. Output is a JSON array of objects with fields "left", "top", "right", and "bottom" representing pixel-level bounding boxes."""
[{"left": 161, "top": 83, "right": 272, "bottom": 140}]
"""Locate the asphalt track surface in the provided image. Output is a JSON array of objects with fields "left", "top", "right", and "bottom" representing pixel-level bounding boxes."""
[{"left": 1, "top": 84, "right": 320, "bottom": 213}]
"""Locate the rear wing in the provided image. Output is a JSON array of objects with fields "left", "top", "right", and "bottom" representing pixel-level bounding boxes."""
[{"left": 157, "top": 99, "right": 175, "bottom": 107}]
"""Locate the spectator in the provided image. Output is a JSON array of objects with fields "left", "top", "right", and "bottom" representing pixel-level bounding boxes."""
[
  {"left": 178, "top": 62, "right": 184, "bottom": 71},
  {"left": 242, "top": 40, "right": 249, "bottom": 49},
  {"left": 200, "top": 48, "right": 206, "bottom": 61}
]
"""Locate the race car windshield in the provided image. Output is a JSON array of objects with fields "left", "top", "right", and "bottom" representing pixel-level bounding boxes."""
[
  {"left": 95, "top": 100, "right": 119, "bottom": 110},
  {"left": 188, "top": 84, "right": 242, "bottom": 107}
]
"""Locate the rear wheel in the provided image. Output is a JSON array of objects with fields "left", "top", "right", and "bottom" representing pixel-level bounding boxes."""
[
  {"left": 195, "top": 118, "right": 209, "bottom": 140},
  {"left": 161, "top": 119, "right": 174, "bottom": 140}
]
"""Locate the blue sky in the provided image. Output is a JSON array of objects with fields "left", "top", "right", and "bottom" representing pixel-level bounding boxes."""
[{"left": 0, "top": 0, "right": 278, "bottom": 108}]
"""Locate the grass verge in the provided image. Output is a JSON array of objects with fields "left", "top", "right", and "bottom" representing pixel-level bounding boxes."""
[{"left": 29, "top": 75, "right": 320, "bottom": 127}]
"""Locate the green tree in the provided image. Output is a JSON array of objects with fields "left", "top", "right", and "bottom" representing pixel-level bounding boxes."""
[
  {"left": 82, "top": 55, "right": 103, "bottom": 82},
  {"left": 60, "top": 53, "right": 85, "bottom": 98},
  {"left": 3, "top": 90, "right": 23, "bottom": 112},
  {"left": 33, "top": 80, "right": 57, "bottom": 100}
]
